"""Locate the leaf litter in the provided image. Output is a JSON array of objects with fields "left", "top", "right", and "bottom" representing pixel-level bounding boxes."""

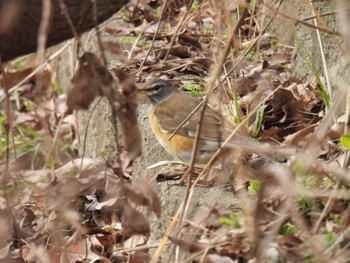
[{"left": 0, "top": 0, "right": 349, "bottom": 262}]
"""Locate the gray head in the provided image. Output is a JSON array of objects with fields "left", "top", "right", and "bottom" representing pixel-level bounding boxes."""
[{"left": 138, "top": 79, "right": 180, "bottom": 105}]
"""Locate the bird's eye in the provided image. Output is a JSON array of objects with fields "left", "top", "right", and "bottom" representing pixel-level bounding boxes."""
[{"left": 152, "top": 85, "right": 162, "bottom": 92}]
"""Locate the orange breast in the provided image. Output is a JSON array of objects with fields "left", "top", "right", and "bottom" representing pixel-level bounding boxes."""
[{"left": 149, "top": 110, "right": 194, "bottom": 160}]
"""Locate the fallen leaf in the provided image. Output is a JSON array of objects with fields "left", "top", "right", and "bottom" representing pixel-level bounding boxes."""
[{"left": 168, "top": 236, "right": 206, "bottom": 253}]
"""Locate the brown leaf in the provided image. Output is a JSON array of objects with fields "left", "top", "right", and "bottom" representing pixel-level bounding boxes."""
[
  {"left": 276, "top": 234, "right": 331, "bottom": 262},
  {"left": 107, "top": 150, "right": 133, "bottom": 181},
  {"left": 156, "top": 170, "right": 184, "bottom": 182},
  {"left": 102, "top": 41, "right": 137, "bottom": 65},
  {"left": 258, "top": 127, "right": 285, "bottom": 142},
  {"left": 234, "top": 77, "right": 258, "bottom": 96},
  {"left": 157, "top": 44, "right": 192, "bottom": 59},
  {"left": 281, "top": 100, "right": 311, "bottom": 122},
  {"left": 276, "top": 235, "right": 304, "bottom": 262},
  {"left": 66, "top": 238, "right": 98, "bottom": 261},
  {"left": 283, "top": 124, "right": 317, "bottom": 147},
  {"left": 277, "top": 234, "right": 303, "bottom": 247},
  {"left": 116, "top": 199, "right": 150, "bottom": 237},
  {"left": 87, "top": 197, "right": 119, "bottom": 211},
  {"left": 341, "top": 206, "right": 350, "bottom": 229},
  {"left": 168, "top": 236, "right": 206, "bottom": 253},
  {"left": 133, "top": 250, "right": 150, "bottom": 263},
  {"left": 214, "top": 231, "right": 251, "bottom": 256},
  {"left": 86, "top": 227, "right": 111, "bottom": 236},
  {"left": 113, "top": 69, "right": 142, "bottom": 159},
  {"left": 121, "top": 180, "right": 162, "bottom": 217},
  {"left": 67, "top": 52, "right": 113, "bottom": 111},
  {"left": 21, "top": 208, "right": 36, "bottom": 229},
  {"left": 101, "top": 41, "right": 123, "bottom": 55},
  {"left": 271, "top": 89, "right": 295, "bottom": 115},
  {"left": 178, "top": 32, "right": 201, "bottom": 48},
  {"left": 1, "top": 68, "right": 34, "bottom": 89}
]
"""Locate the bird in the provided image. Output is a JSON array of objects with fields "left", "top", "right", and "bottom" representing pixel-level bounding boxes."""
[{"left": 138, "top": 79, "right": 237, "bottom": 164}]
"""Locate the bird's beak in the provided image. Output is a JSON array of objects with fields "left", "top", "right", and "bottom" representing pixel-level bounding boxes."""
[
  {"left": 137, "top": 88, "right": 148, "bottom": 94},
  {"left": 136, "top": 83, "right": 149, "bottom": 94}
]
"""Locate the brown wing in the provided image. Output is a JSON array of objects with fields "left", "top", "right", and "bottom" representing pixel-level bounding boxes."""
[{"left": 154, "top": 92, "right": 224, "bottom": 141}]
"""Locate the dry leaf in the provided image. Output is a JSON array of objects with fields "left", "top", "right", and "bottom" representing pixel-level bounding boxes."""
[
  {"left": 113, "top": 69, "right": 142, "bottom": 159},
  {"left": 67, "top": 52, "right": 113, "bottom": 111},
  {"left": 116, "top": 198, "right": 150, "bottom": 237},
  {"left": 168, "top": 236, "right": 207, "bottom": 253},
  {"left": 121, "top": 180, "right": 161, "bottom": 217}
]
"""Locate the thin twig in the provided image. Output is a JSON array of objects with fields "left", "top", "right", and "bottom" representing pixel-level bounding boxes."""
[
  {"left": 150, "top": 203, "right": 183, "bottom": 263},
  {"left": 0, "top": 58, "right": 11, "bottom": 187},
  {"left": 116, "top": 241, "right": 170, "bottom": 252},
  {"left": 80, "top": 97, "right": 104, "bottom": 171},
  {"left": 312, "top": 181, "right": 340, "bottom": 234},
  {"left": 43, "top": 99, "right": 67, "bottom": 170},
  {"left": 128, "top": 32, "right": 143, "bottom": 59},
  {"left": 168, "top": 100, "right": 204, "bottom": 140},
  {"left": 138, "top": 0, "right": 168, "bottom": 76},
  {"left": 36, "top": 0, "right": 52, "bottom": 84},
  {"left": 302, "top": 10, "right": 346, "bottom": 21},
  {"left": 262, "top": 2, "right": 341, "bottom": 36},
  {"left": 162, "top": 0, "right": 194, "bottom": 62},
  {"left": 58, "top": 0, "right": 80, "bottom": 40},
  {"left": 307, "top": 0, "right": 332, "bottom": 106},
  {"left": 92, "top": 0, "right": 108, "bottom": 66}
]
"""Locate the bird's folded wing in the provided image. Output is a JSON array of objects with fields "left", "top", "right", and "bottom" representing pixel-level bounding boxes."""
[{"left": 154, "top": 93, "right": 224, "bottom": 141}]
